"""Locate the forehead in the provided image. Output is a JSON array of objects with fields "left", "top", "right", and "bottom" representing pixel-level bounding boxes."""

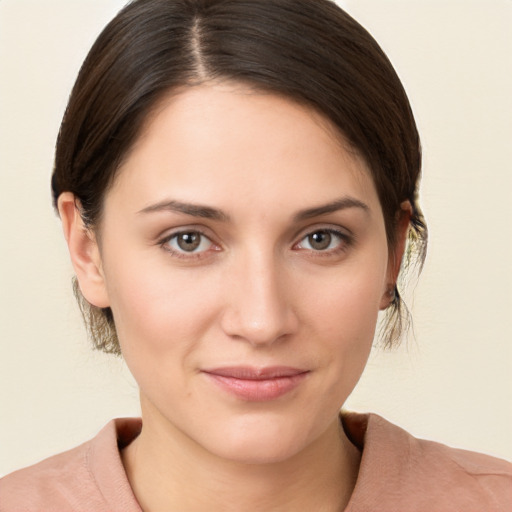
[{"left": 107, "top": 83, "right": 380, "bottom": 219}]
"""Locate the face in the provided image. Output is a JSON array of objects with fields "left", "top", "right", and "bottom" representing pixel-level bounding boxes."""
[{"left": 81, "top": 84, "right": 396, "bottom": 464}]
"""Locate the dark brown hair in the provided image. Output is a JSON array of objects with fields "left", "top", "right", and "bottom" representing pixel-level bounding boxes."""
[{"left": 52, "top": 0, "right": 427, "bottom": 354}]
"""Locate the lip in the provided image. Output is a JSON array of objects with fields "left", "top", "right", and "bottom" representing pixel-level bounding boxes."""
[{"left": 201, "top": 366, "right": 310, "bottom": 401}]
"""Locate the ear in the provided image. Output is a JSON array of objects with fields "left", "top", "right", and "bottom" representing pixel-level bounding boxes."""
[
  {"left": 58, "top": 192, "right": 110, "bottom": 308},
  {"left": 380, "top": 200, "right": 412, "bottom": 310}
]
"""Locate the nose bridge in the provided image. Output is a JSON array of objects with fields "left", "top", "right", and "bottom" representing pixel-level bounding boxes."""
[{"left": 221, "top": 245, "right": 297, "bottom": 345}]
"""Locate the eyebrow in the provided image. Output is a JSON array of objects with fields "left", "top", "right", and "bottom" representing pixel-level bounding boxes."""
[
  {"left": 293, "top": 197, "right": 370, "bottom": 222},
  {"left": 137, "top": 196, "right": 369, "bottom": 222},
  {"left": 137, "top": 199, "right": 230, "bottom": 221}
]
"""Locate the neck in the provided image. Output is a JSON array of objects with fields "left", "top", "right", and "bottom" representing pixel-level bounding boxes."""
[{"left": 122, "top": 401, "right": 360, "bottom": 512}]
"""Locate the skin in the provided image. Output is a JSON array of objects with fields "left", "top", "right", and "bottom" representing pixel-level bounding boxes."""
[{"left": 59, "top": 83, "right": 409, "bottom": 511}]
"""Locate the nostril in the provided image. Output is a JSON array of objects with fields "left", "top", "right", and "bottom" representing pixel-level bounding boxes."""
[{"left": 219, "top": 295, "right": 298, "bottom": 346}]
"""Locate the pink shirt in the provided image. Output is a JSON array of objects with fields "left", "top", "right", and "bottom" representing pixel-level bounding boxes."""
[{"left": 1, "top": 413, "right": 511, "bottom": 511}]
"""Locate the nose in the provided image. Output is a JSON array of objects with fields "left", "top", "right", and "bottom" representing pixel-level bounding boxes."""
[{"left": 220, "top": 250, "right": 299, "bottom": 347}]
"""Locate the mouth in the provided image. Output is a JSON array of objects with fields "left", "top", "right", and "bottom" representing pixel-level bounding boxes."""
[{"left": 201, "top": 366, "right": 310, "bottom": 401}]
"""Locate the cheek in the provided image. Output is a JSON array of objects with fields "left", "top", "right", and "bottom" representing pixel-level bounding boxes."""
[
  {"left": 102, "top": 250, "right": 220, "bottom": 358},
  {"left": 303, "top": 259, "right": 387, "bottom": 339},
  {"left": 300, "top": 254, "right": 388, "bottom": 386},
  {"left": 104, "top": 260, "right": 226, "bottom": 406}
]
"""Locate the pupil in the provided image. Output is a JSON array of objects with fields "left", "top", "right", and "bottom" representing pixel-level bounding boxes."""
[
  {"left": 177, "top": 232, "right": 200, "bottom": 251},
  {"left": 309, "top": 231, "right": 331, "bottom": 250}
]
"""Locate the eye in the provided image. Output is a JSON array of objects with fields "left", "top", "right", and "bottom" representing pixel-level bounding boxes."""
[
  {"left": 296, "top": 229, "right": 348, "bottom": 252},
  {"left": 163, "top": 231, "right": 214, "bottom": 254}
]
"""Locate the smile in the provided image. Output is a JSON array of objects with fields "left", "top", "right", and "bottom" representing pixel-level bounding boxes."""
[{"left": 201, "top": 366, "right": 310, "bottom": 401}]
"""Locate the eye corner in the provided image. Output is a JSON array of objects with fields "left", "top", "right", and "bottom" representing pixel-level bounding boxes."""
[
  {"left": 293, "top": 227, "right": 354, "bottom": 256},
  {"left": 159, "top": 228, "right": 221, "bottom": 260}
]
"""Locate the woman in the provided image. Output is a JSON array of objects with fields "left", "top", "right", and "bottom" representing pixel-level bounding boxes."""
[{"left": 1, "top": 0, "right": 510, "bottom": 510}]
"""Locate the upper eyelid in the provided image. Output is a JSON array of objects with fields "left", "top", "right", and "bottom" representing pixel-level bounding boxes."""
[
  {"left": 292, "top": 226, "right": 355, "bottom": 254},
  {"left": 158, "top": 225, "right": 215, "bottom": 242},
  {"left": 159, "top": 230, "right": 218, "bottom": 259},
  {"left": 296, "top": 228, "right": 349, "bottom": 244},
  {"left": 162, "top": 230, "right": 212, "bottom": 242},
  {"left": 158, "top": 229, "right": 215, "bottom": 253},
  {"left": 293, "top": 223, "right": 353, "bottom": 241}
]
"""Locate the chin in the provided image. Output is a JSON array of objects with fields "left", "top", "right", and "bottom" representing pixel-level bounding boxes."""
[
  {"left": 212, "top": 437, "right": 304, "bottom": 466},
  {"left": 199, "top": 413, "right": 317, "bottom": 465}
]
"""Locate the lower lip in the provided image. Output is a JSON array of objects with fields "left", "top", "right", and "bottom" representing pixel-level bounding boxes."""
[{"left": 203, "top": 372, "right": 309, "bottom": 401}]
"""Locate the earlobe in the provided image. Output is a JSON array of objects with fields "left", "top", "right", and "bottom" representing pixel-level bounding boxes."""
[
  {"left": 379, "top": 284, "right": 396, "bottom": 310},
  {"left": 380, "top": 200, "right": 412, "bottom": 310},
  {"left": 58, "top": 192, "right": 110, "bottom": 308}
]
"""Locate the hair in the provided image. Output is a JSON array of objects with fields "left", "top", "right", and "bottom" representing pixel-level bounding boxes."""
[{"left": 52, "top": 0, "right": 427, "bottom": 354}]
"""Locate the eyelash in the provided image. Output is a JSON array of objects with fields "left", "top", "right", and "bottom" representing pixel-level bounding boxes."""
[
  {"left": 293, "top": 228, "right": 353, "bottom": 257},
  {"left": 159, "top": 227, "right": 353, "bottom": 260},
  {"left": 159, "top": 229, "right": 219, "bottom": 260}
]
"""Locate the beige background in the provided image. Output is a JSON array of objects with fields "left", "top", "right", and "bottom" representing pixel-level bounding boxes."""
[{"left": 0, "top": 0, "right": 511, "bottom": 476}]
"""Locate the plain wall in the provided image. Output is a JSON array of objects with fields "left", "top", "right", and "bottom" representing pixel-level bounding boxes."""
[{"left": 0, "top": 0, "right": 511, "bottom": 476}]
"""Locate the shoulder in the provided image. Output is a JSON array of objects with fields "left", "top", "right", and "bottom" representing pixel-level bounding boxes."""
[
  {"left": 343, "top": 412, "right": 512, "bottom": 512},
  {"left": 0, "top": 419, "right": 142, "bottom": 512},
  {"left": 0, "top": 439, "right": 93, "bottom": 510},
  {"left": 404, "top": 422, "right": 512, "bottom": 509}
]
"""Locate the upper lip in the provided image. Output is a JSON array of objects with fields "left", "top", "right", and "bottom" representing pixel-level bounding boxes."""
[{"left": 202, "top": 366, "right": 309, "bottom": 380}]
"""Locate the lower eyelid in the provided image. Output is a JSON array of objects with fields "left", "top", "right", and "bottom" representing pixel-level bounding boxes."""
[
  {"left": 160, "top": 230, "right": 213, "bottom": 253},
  {"left": 296, "top": 229, "right": 351, "bottom": 250}
]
